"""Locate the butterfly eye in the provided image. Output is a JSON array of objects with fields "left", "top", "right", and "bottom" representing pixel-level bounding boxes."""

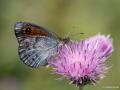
[{"left": 25, "top": 27, "right": 31, "bottom": 34}]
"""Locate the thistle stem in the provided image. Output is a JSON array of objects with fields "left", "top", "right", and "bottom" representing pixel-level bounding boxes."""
[{"left": 79, "top": 86, "right": 84, "bottom": 90}]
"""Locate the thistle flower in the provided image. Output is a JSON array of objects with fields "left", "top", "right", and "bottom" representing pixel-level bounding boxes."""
[{"left": 49, "top": 34, "right": 113, "bottom": 87}]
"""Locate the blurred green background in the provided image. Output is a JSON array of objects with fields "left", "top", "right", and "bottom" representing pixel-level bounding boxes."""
[{"left": 0, "top": 0, "right": 120, "bottom": 90}]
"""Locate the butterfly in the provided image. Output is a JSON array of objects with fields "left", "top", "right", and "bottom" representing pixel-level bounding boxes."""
[{"left": 14, "top": 22, "right": 70, "bottom": 68}]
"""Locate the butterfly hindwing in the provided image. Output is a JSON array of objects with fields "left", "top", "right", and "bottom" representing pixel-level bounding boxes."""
[
  {"left": 18, "top": 36, "right": 58, "bottom": 67},
  {"left": 15, "top": 22, "right": 59, "bottom": 68}
]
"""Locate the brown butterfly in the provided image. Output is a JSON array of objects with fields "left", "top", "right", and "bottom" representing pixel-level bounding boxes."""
[{"left": 15, "top": 22, "right": 70, "bottom": 68}]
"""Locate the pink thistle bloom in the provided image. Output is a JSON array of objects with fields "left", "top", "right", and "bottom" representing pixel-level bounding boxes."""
[{"left": 49, "top": 34, "right": 113, "bottom": 86}]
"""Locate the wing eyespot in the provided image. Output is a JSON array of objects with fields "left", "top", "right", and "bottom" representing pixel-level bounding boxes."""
[{"left": 25, "top": 27, "right": 31, "bottom": 34}]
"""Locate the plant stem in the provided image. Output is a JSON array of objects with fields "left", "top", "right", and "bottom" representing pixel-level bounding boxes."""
[{"left": 79, "top": 86, "right": 84, "bottom": 90}]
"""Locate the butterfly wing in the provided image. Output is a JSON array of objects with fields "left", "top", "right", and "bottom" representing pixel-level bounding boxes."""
[{"left": 15, "top": 22, "right": 59, "bottom": 68}]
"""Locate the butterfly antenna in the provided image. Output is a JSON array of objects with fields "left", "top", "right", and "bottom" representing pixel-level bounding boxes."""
[
  {"left": 64, "top": 27, "right": 85, "bottom": 38},
  {"left": 68, "top": 32, "right": 85, "bottom": 38}
]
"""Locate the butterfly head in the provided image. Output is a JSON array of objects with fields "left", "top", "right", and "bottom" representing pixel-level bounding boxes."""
[
  {"left": 63, "top": 37, "right": 70, "bottom": 44},
  {"left": 58, "top": 37, "right": 70, "bottom": 44}
]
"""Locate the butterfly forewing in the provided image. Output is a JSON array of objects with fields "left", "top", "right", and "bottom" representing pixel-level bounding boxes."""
[{"left": 15, "top": 22, "right": 59, "bottom": 68}]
